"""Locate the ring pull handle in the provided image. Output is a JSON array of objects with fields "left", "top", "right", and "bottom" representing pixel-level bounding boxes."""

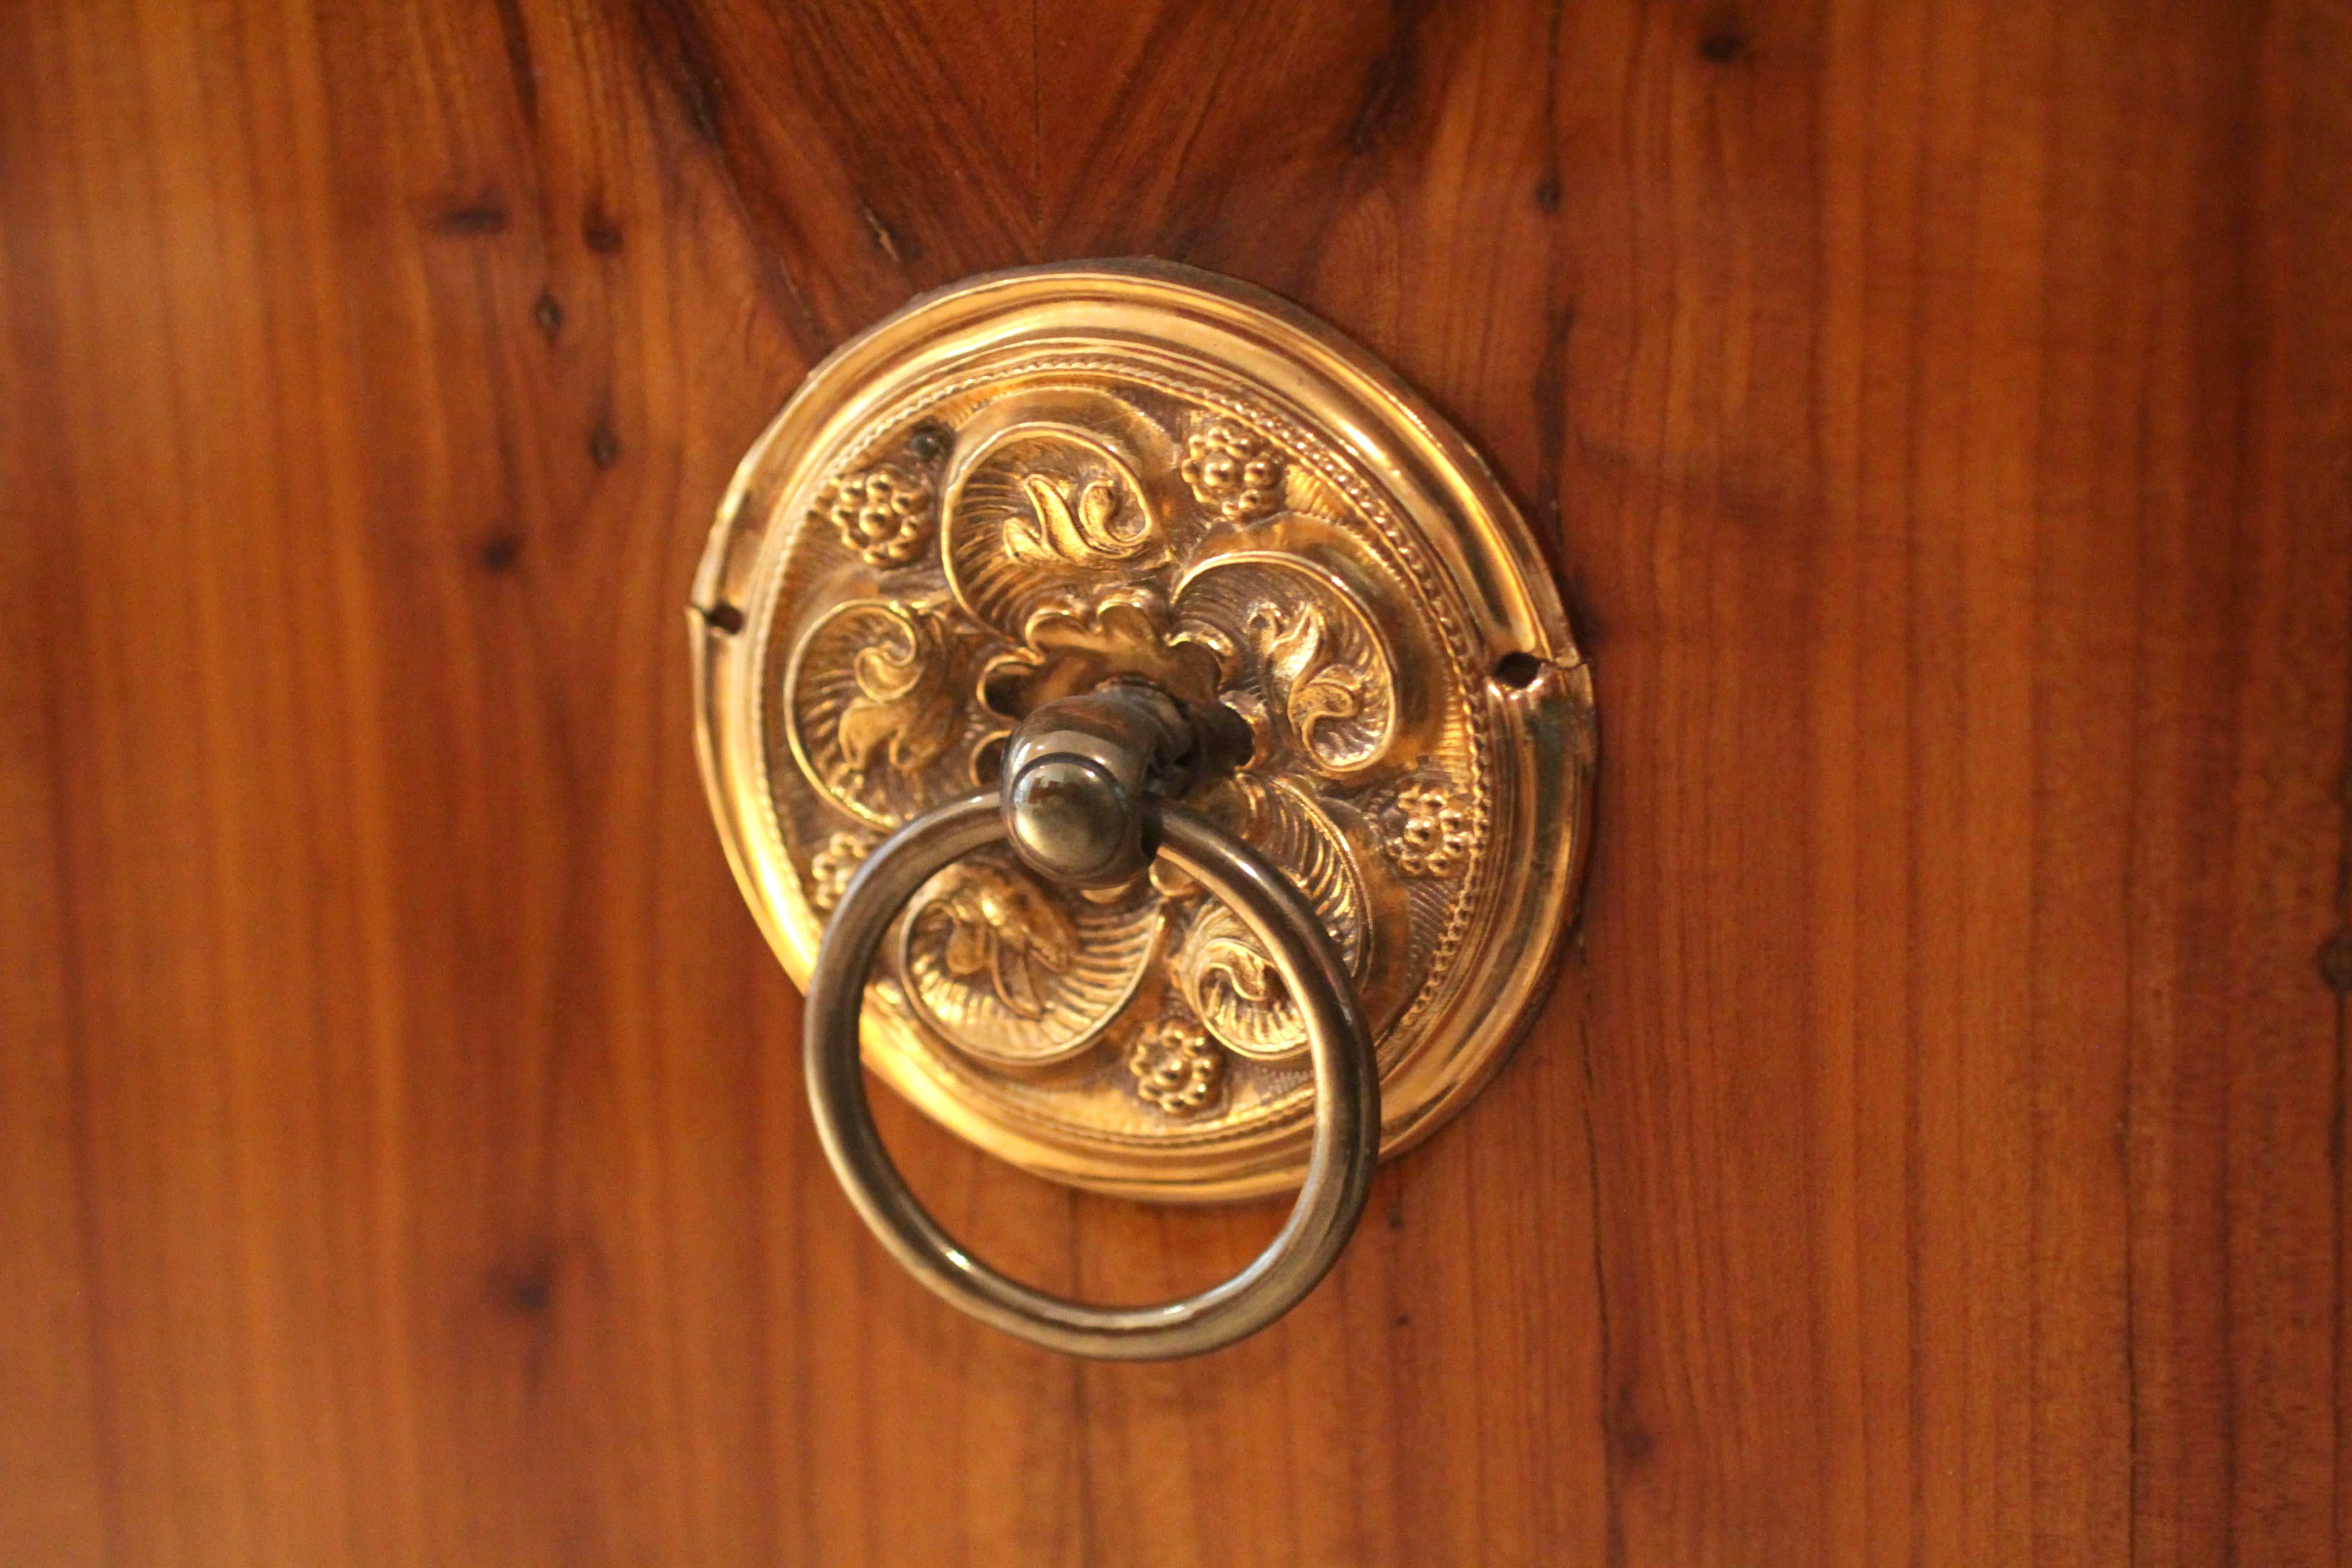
[{"left": 801, "top": 684, "right": 1381, "bottom": 1360}]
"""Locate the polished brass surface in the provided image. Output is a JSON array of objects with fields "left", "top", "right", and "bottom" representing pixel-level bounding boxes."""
[
  {"left": 1000, "top": 685, "right": 1191, "bottom": 887},
  {"left": 692, "top": 261, "right": 1594, "bottom": 1199}
]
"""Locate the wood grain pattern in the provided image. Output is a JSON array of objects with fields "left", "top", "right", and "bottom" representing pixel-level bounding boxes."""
[{"left": 2, "top": 0, "right": 2346, "bottom": 1563}]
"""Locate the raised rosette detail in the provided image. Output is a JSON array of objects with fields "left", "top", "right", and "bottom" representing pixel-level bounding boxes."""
[
  {"left": 1127, "top": 1014, "right": 1226, "bottom": 1116},
  {"left": 816, "top": 463, "right": 935, "bottom": 567},
  {"left": 1380, "top": 780, "right": 1472, "bottom": 878},
  {"left": 1180, "top": 416, "right": 1284, "bottom": 522},
  {"left": 808, "top": 827, "right": 882, "bottom": 909}
]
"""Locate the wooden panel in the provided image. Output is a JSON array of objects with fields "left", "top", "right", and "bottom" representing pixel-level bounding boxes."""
[{"left": 1, "top": 0, "right": 2344, "bottom": 1563}]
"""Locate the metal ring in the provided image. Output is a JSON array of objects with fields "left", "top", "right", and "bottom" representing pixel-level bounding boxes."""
[{"left": 803, "top": 791, "right": 1379, "bottom": 1360}]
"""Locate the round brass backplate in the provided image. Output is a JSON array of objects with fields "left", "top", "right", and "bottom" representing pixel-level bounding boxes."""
[{"left": 691, "top": 261, "right": 1593, "bottom": 1201}]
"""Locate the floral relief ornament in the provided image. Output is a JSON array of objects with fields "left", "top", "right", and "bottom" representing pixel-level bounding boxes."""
[
  {"left": 1127, "top": 1015, "right": 1225, "bottom": 1116},
  {"left": 1180, "top": 416, "right": 1284, "bottom": 521},
  {"left": 807, "top": 828, "right": 880, "bottom": 910},
  {"left": 1384, "top": 781, "right": 1472, "bottom": 878},
  {"left": 783, "top": 393, "right": 1411, "bottom": 1070},
  {"left": 818, "top": 463, "right": 934, "bottom": 566}
]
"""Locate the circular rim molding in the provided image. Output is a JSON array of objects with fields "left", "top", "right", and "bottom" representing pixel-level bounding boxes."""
[{"left": 692, "top": 260, "right": 1594, "bottom": 1201}]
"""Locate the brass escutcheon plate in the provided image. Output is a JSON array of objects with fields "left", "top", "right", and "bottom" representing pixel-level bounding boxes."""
[{"left": 692, "top": 261, "right": 1594, "bottom": 1200}]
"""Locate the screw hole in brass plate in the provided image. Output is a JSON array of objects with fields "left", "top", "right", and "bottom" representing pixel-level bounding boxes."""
[{"left": 1490, "top": 650, "right": 1545, "bottom": 691}]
